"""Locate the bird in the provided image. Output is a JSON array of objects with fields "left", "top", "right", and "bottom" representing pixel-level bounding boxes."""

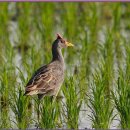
[{"left": 24, "top": 34, "right": 74, "bottom": 100}]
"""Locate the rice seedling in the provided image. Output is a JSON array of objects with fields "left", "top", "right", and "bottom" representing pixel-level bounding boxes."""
[
  {"left": 36, "top": 97, "right": 61, "bottom": 128},
  {"left": 9, "top": 67, "right": 32, "bottom": 128},
  {"left": 112, "top": 69, "right": 130, "bottom": 128},
  {"left": 10, "top": 88, "right": 30, "bottom": 128},
  {"left": 0, "top": 2, "right": 130, "bottom": 129},
  {"left": 111, "top": 43, "right": 130, "bottom": 128},
  {"left": 88, "top": 62, "right": 114, "bottom": 128},
  {"left": 62, "top": 76, "right": 83, "bottom": 128}
]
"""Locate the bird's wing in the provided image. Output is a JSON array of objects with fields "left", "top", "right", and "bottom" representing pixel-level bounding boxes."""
[{"left": 24, "top": 64, "right": 56, "bottom": 96}]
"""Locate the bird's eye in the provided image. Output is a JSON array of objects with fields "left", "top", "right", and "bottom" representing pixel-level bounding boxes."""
[{"left": 60, "top": 39, "right": 65, "bottom": 43}]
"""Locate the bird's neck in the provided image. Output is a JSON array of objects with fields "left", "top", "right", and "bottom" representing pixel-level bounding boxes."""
[{"left": 52, "top": 47, "right": 64, "bottom": 63}]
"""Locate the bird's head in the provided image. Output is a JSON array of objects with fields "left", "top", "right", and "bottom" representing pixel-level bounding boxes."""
[{"left": 56, "top": 33, "right": 74, "bottom": 48}]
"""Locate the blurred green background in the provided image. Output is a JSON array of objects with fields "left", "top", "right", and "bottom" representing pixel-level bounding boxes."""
[{"left": 0, "top": 2, "right": 130, "bottom": 129}]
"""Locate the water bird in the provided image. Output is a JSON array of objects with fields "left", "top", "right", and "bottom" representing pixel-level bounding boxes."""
[{"left": 24, "top": 34, "right": 74, "bottom": 100}]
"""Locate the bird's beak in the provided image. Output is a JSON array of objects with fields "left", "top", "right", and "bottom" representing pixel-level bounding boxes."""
[{"left": 65, "top": 42, "right": 74, "bottom": 47}]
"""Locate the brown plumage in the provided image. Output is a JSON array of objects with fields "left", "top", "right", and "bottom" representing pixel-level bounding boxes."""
[{"left": 24, "top": 34, "right": 74, "bottom": 100}]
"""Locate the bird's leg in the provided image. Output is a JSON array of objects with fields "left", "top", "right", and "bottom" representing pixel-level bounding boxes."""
[
  {"left": 50, "top": 95, "right": 55, "bottom": 104},
  {"left": 52, "top": 87, "right": 61, "bottom": 104},
  {"left": 50, "top": 96, "right": 53, "bottom": 102},
  {"left": 37, "top": 99, "right": 41, "bottom": 123},
  {"left": 33, "top": 97, "right": 41, "bottom": 128},
  {"left": 56, "top": 95, "right": 64, "bottom": 100}
]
